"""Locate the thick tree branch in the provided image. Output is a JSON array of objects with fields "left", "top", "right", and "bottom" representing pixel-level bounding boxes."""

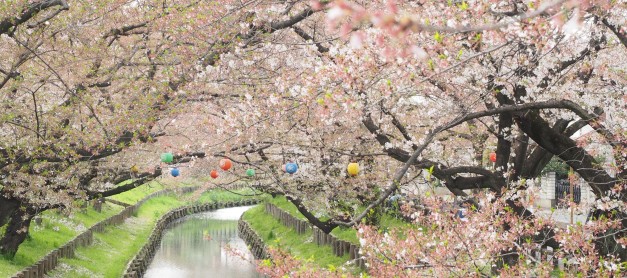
[
  {"left": 521, "top": 119, "right": 586, "bottom": 178},
  {"left": 0, "top": 0, "right": 68, "bottom": 35},
  {"left": 514, "top": 110, "right": 618, "bottom": 199},
  {"left": 381, "top": 103, "right": 417, "bottom": 150},
  {"left": 291, "top": 25, "right": 329, "bottom": 53},
  {"left": 601, "top": 17, "right": 627, "bottom": 49},
  {"left": 86, "top": 169, "right": 162, "bottom": 199},
  {"left": 285, "top": 194, "right": 337, "bottom": 233},
  {"left": 347, "top": 98, "right": 622, "bottom": 226}
]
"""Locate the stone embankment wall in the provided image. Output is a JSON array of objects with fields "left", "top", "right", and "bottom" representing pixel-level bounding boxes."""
[
  {"left": 10, "top": 187, "right": 198, "bottom": 278},
  {"left": 122, "top": 199, "right": 261, "bottom": 278}
]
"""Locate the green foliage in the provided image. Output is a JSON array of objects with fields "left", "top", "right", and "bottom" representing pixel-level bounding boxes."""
[
  {"left": 195, "top": 187, "right": 267, "bottom": 204},
  {"left": 364, "top": 206, "right": 382, "bottom": 226},
  {"left": 542, "top": 156, "right": 570, "bottom": 179},
  {"left": 457, "top": 1, "right": 469, "bottom": 11},
  {"left": 434, "top": 32, "right": 443, "bottom": 43},
  {"left": 386, "top": 198, "right": 403, "bottom": 218}
]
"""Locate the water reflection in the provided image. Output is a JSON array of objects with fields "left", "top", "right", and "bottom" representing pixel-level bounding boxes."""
[{"left": 145, "top": 206, "right": 261, "bottom": 278}]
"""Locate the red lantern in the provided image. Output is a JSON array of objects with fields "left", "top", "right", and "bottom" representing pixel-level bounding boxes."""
[
  {"left": 489, "top": 152, "right": 497, "bottom": 163},
  {"left": 210, "top": 170, "right": 219, "bottom": 179},
  {"left": 219, "top": 158, "right": 232, "bottom": 171}
]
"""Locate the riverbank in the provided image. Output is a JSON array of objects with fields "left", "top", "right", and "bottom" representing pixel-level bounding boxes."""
[
  {"left": 47, "top": 189, "right": 261, "bottom": 278},
  {"left": 0, "top": 178, "right": 263, "bottom": 278},
  {"left": 0, "top": 179, "right": 168, "bottom": 277},
  {"left": 240, "top": 196, "right": 409, "bottom": 275}
]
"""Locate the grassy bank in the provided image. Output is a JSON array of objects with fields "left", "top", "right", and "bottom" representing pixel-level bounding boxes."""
[
  {"left": 243, "top": 195, "right": 415, "bottom": 274},
  {"left": 46, "top": 195, "right": 185, "bottom": 278},
  {"left": 0, "top": 179, "right": 173, "bottom": 277},
  {"left": 267, "top": 195, "right": 409, "bottom": 244},
  {"left": 46, "top": 187, "right": 263, "bottom": 278},
  {"left": 0, "top": 202, "right": 124, "bottom": 277},
  {"left": 242, "top": 205, "right": 358, "bottom": 272},
  {"left": 0, "top": 177, "right": 257, "bottom": 278},
  {"left": 0, "top": 200, "right": 132, "bottom": 277}
]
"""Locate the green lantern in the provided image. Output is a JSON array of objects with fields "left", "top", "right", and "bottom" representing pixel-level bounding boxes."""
[
  {"left": 246, "top": 168, "right": 255, "bottom": 177},
  {"left": 161, "top": 152, "right": 173, "bottom": 163}
]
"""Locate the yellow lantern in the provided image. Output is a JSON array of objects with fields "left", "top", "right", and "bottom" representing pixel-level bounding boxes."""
[{"left": 347, "top": 162, "right": 359, "bottom": 176}]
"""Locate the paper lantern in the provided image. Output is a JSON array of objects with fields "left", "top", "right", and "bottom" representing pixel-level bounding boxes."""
[
  {"left": 210, "top": 170, "right": 218, "bottom": 179},
  {"left": 171, "top": 168, "right": 180, "bottom": 177},
  {"left": 219, "top": 158, "right": 232, "bottom": 171},
  {"left": 285, "top": 163, "right": 298, "bottom": 174},
  {"left": 160, "top": 152, "right": 173, "bottom": 163},
  {"left": 281, "top": 164, "right": 286, "bottom": 172},
  {"left": 246, "top": 168, "right": 255, "bottom": 177},
  {"left": 489, "top": 152, "right": 497, "bottom": 163},
  {"left": 347, "top": 162, "right": 359, "bottom": 176}
]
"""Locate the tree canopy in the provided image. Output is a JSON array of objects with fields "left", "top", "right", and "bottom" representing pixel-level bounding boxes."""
[{"left": 1, "top": 0, "right": 625, "bottom": 274}]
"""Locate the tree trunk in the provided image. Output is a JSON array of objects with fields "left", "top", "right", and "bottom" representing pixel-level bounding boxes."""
[
  {"left": 285, "top": 194, "right": 337, "bottom": 233},
  {"left": 515, "top": 111, "right": 619, "bottom": 199},
  {"left": 0, "top": 196, "right": 19, "bottom": 227},
  {"left": 0, "top": 205, "right": 34, "bottom": 258},
  {"left": 515, "top": 111, "right": 626, "bottom": 261}
]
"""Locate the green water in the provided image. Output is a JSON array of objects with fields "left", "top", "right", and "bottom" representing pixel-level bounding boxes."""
[{"left": 144, "top": 206, "right": 261, "bottom": 278}]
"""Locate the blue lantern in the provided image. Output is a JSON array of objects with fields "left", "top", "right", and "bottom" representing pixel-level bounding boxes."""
[
  {"left": 171, "top": 168, "right": 180, "bottom": 177},
  {"left": 285, "top": 163, "right": 298, "bottom": 174}
]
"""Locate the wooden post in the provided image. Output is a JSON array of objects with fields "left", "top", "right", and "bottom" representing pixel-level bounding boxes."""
[
  {"left": 37, "top": 261, "right": 44, "bottom": 277},
  {"left": 29, "top": 266, "right": 38, "bottom": 278},
  {"left": 349, "top": 244, "right": 356, "bottom": 260},
  {"left": 569, "top": 167, "right": 574, "bottom": 225}
]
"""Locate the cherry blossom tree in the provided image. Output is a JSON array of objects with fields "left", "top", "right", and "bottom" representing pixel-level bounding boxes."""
[
  {"left": 1, "top": 0, "right": 625, "bottom": 273},
  {"left": 186, "top": 0, "right": 626, "bottom": 274},
  {"left": 0, "top": 0, "right": 234, "bottom": 257},
  {"left": 317, "top": 0, "right": 626, "bottom": 266},
  {"left": 0, "top": 0, "right": 330, "bottom": 258}
]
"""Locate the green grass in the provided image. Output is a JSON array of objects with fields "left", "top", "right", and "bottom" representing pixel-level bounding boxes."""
[
  {"left": 380, "top": 213, "right": 412, "bottom": 230},
  {"left": 109, "top": 180, "right": 166, "bottom": 204},
  {"left": 0, "top": 180, "right": 183, "bottom": 277},
  {"left": 242, "top": 205, "right": 360, "bottom": 273},
  {"left": 108, "top": 177, "right": 205, "bottom": 205},
  {"left": 195, "top": 187, "right": 268, "bottom": 204},
  {"left": 47, "top": 195, "right": 186, "bottom": 278},
  {"left": 330, "top": 226, "right": 359, "bottom": 244},
  {"left": 0, "top": 203, "right": 123, "bottom": 277},
  {"left": 267, "top": 195, "right": 411, "bottom": 245},
  {"left": 330, "top": 213, "right": 411, "bottom": 245},
  {"left": 268, "top": 195, "right": 308, "bottom": 220}
]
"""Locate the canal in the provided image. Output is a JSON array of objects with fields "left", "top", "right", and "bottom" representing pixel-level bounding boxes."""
[{"left": 144, "top": 206, "right": 261, "bottom": 277}]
